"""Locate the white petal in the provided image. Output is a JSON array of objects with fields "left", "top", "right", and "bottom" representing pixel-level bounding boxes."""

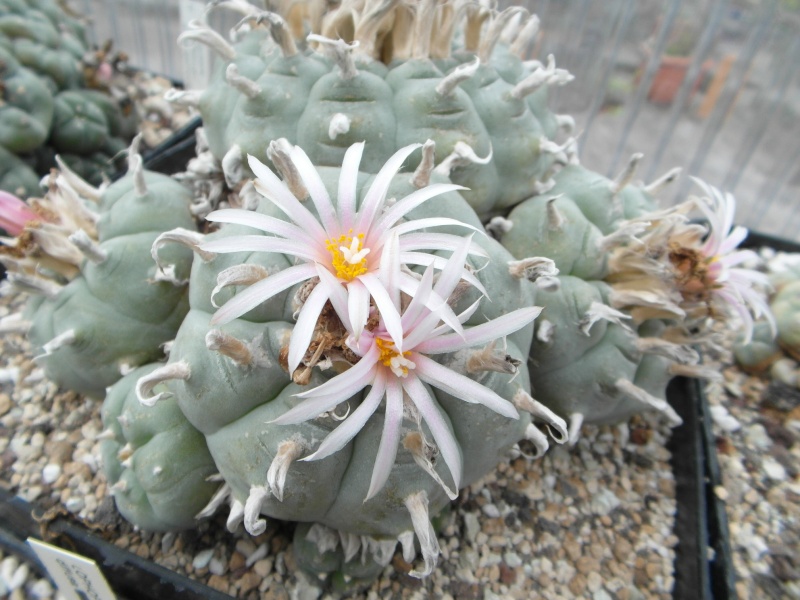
[
  {"left": 211, "top": 263, "right": 317, "bottom": 325},
  {"left": 201, "top": 235, "right": 320, "bottom": 262},
  {"left": 379, "top": 230, "right": 402, "bottom": 309},
  {"left": 296, "top": 344, "right": 380, "bottom": 399},
  {"left": 347, "top": 279, "right": 371, "bottom": 342},
  {"left": 303, "top": 371, "right": 387, "bottom": 462},
  {"left": 413, "top": 353, "right": 520, "bottom": 419},
  {"left": 718, "top": 225, "right": 748, "bottom": 256},
  {"left": 357, "top": 144, "right": 422, "bottom": 236},
  {"left": 270, "top": 386, "right": 362, "bottom": 425},
  {"left": 401, "top": 374, "right": 463, "bottom": 491},
  {"left": 338, "top": 142, "right": 364, "bottom": 231},
  {"left": 399, "top": 272, "right": 466, "bottom": 344},
  {"left": 288, "top": 283, "right": 331, "bottom": 375},
  {"left": 371, "top": 184, "right": 467, "bottom": 244},
  {"left": 399, "top": 252, "right": 487, "bottom": 296},
  {"left": 391, "top": 217, "right": 484, "bottom": 237},
  {"left": 315, "top": 263, "right": 352, "bottom": 331},
  {"left": 398, "top": 232, "right": 488, "bottom": 258},
  {"left": 248, "top": 155, "right": 327, "bottom": 240},
  {"left": 205, "top": 208, "right": 318, "bottom": 247},
  {"left": 289, "top": 145, "right": 339, "bottom": 235},
  {"left": 365, "top": 376, "right": 404, "bottom": 500},
  {"left": 417, "top": 307, "right": 542, "bottom": 354},
  {"left": 360, "top": 272, "right": 404, "bottom": 350}
]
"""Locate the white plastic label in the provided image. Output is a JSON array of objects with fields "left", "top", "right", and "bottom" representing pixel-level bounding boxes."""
[{"left": 27, "top": 538, "right": 116, "bottom": 600}]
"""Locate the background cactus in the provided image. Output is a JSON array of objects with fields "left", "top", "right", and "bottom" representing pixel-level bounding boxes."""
[
  {"left": 0, "top": 141, "right": 196, "bottom": 398},
  {"left": 0, "top": 0, "right": 138, "bottom": 196},
  {"left": 169, "top": 0, "right": 575, "bottom": 220}
]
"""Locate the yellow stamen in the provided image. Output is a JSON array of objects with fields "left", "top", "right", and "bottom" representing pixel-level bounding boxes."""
[
  {"left": 375, "top": 337, "right": 415, "bottom": 377},
  {"left": 326, "top": 231, "right": 369, "bottom": 281}
]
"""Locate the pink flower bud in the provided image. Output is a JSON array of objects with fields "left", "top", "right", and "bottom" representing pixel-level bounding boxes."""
[{"left": 0, "top": 190, "right": 40, "bottom": 236}]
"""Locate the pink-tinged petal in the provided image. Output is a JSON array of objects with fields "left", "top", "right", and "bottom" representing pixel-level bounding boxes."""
[
  {"left": 391, "top": 217, "right": 484, "bottom": 237},
  {"left": 315, "top": 263, "right": 352, "bottom": 331},
  {"left": 0, "top": 191, "right": 39, "bottom": 236},
  {"left": 365, "top": 376, "right": 404, "bottom": 501},
  {"left": 360, "top": 272, "right": 404, "bottom": 349},
  {"left": 401, "top": 374, "right": 463, "bottom": 491},
  {"left": 400, "top": 264, "right": 436, "bottom": 331},
  {"left": 205, "top": 208, "right": 319, "bottom": 248},
  {"left": 399, "top": 252, "right": 487, "bottom": 296},
  {"left": 270, "top": 386, "right": 363, "bottom": 425},
  {"left": 371, "top": 183, "right": 467, "bottom": 244},
  {"left": 357, "top": 144, "right": 422, "bottom": 236},
  {"left": 398, "top": 232, "right": 488, "bottom": 257},
  {"left": 429, "top": 299, "right": 482, "bottom": 337},
  {"left": 417, "top": 306, "right": 542, "bottom": 354},
  {"left": 296, "top": 344, "right": 380, "bottom": 399},
  {"left": 717, "top": 225, "right": 748, "bottom": 256},
  {"left": 718, "top": 248, "right": 758, "bottom": 269},
  {"left": 289, "top": 145, "right": 339, "bottom": 235},
  {"left": 337, "top": 142, "right": 364, "bottom": 231},
  {"left": 378, "top": 230, "right": 401, "bottom": 309},
  {"left": 347, "top": 279, "right": 371, "bottom": 342},
  {"left": 398, "top": 272, "right": 466, "bottom": 342},
  {"left": 433, "top": 235, "right": 475, "bottom": 301},
  {"left": 288, "top": 283, "right": 331, "bottom": 375},
  {"left": 302, "top": 371, "right": 387, "bottom": 462},
  {"left": 201, "top": 235, "right": 321, "bottom": 262},
  {"left": 413, "top": 353, "right": 520, "bottom": 420},
  {"left": 211, "top": 263, "right": 317, "bottom": 325},
  {"left": 714, "top": 287, "right": 755, "bottom": 343}
]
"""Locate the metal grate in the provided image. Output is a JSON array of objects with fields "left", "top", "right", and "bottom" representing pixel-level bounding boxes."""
[{"left": 81, "top": 0, "right": 800, "bottom": 242}]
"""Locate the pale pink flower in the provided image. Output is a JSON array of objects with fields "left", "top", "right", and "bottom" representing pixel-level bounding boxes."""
[
  {"left": 0, "top": 191, "right": 39, "bottom": 236},
  {"left": 200, "top": 142, "right": 486, "bottom": 376},
  {"left": 271, "top": 236, "right": 541, "bottom": 501},
  {"left": 691, "top": 177, "right": 774, "bottom": 342}
]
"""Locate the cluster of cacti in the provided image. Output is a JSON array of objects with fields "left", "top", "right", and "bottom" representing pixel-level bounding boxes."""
[
  {"left": 0, "top": 0, "right": 138, "bottom": 197},
  {"left": 0, "top": 0, "right": 774, "bottom": 587},
  {"left": 0, "top": 138, "right": 195, "bottom": 398}
]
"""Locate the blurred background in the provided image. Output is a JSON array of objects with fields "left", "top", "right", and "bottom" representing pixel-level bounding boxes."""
[{"left": 79, "top": 0, "right": 800, "bottom": 242}]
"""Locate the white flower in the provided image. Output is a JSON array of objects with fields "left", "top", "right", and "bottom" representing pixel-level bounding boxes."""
[
  {"left": 270, "top": 236, "right": 541, "bottom": 501},
  {"left": 200, "top": 142, "right": 486, "bottom": 376},
  {"left": 690, "top": 177, "right": 774, "bottom": 342}
]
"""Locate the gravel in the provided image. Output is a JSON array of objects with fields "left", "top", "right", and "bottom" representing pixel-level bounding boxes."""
[{"left": 0, "top": 285, "right": 680, "bottom": 599}]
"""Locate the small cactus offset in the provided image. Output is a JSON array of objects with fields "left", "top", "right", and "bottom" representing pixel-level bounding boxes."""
[
  {"left": 0, "top": 138, "right": 196, "bottom": 398},
  {"left": 0, "top": 0, "right": 138, "bottom": 196}
]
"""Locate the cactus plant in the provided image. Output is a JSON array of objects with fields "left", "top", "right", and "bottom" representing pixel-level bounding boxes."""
[
  {"left": 132, "top": 139, "right": 567, "bottom": 578},
  {"left": 0, "top": 139, "right": 196, "bottom": 398},
  {"left": 0, "top": 0, "right": 138, "bottom": 196},
  {"left": 168, "top": 0, "right": 575, "bottom": 220}
]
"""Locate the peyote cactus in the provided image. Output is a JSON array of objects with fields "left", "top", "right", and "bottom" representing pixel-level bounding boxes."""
[
  {"left": 0, "top": 0, "right": 138, "bottom": 196},
  {"left": 134, "top": 140, "right": 567, "bottom": 578},
  {"left": 168, "top": 0, "right": 575, "bottom": 220},
  {"left": 0, "top": 139, "right": 196, "bottom": 397}
]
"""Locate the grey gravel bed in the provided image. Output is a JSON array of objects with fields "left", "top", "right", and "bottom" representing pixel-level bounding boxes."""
[{"left": 0, "top": 288, "right": 679, "bottom": 599}]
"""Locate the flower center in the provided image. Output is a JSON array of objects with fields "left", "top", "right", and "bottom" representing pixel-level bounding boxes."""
[
  {"left": 375, "top": 337, "right": 415, "bottom": 378},
  {"left": 326, "top": 231, "right": 370, "bottom": 281}
]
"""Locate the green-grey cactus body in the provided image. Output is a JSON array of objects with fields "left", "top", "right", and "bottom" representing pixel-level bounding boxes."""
[
  {"left": 25, "top": 166, "right": 195, "bottom": 398},
  {"left": 184, "top": 6, "right": 573, "bottom": 220},
  {"left": 133, "top": 158, "right": 560, "bottom": 578},
  {"left": 101, "top": 364, "right": 218, "bottom": 531},
  {"left": 499, "top": 162, "right": 689, "bottom": 437}
]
